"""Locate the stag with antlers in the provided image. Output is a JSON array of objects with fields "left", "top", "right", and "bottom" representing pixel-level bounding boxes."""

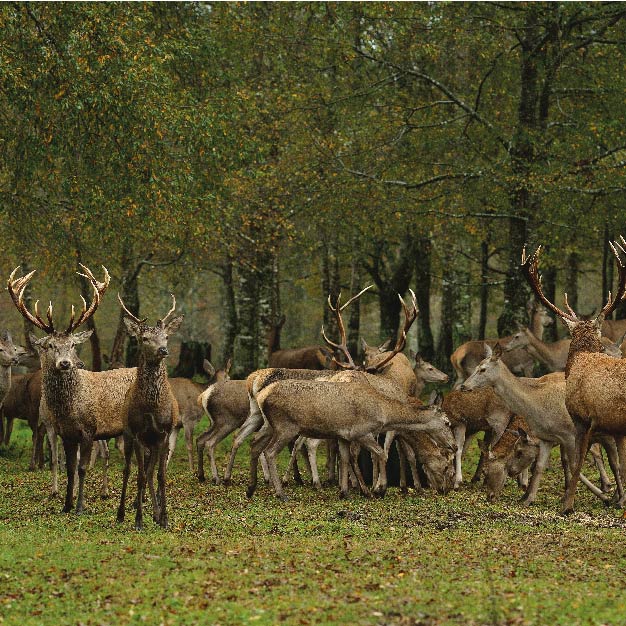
[
  {"left": 116, "top": 294, "right": 183, "bottom": 530},
  {"left": 521, "top": 238, "right": 626, "bottom": 513},
  {"left": 7, "top": 265, "right": 139, "bottom": 514}
]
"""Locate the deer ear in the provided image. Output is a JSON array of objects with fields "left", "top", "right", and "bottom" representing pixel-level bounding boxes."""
[
  {"left": 123, "top": 317, "right": 141, "bottom": 337},
  {"left": 492, "top": 342, "right": 503, "bottom": 360},
  {"left": 203, "top": 359, "right": 216, "bottom": 379},
  {"left": 378, "top": 339, "right": 392, "bottom": 352},
  {"left": 72, "top": 330, "right": 93, "bottom": 345},
  {"left": 224, "top": 358, "right": 232, "bottom": 375},
  {"left": 483, "top": 343, "right": 493, "bottom": 359},
  {"left": 563, "top": 318, "right": 578, "bottom": 333},
  {"left": 1, "top": 330, "right": 11, "bottom": 344},
  {"left": 165, "top": 315, "right": 184, "bottom": 335},
  {"left": 360, "top": 337, "right": 368, "bottom": 352}
]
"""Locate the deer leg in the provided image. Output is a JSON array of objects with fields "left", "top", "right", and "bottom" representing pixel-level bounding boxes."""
[
  {"left": 246, "top": 426, "right": 272, "bottom": 499},
  {"left": 400, "top": 438, "right": 423, "bottom": 491},
  {"left": 35, "top": 423, "right": 45, "bottom": 469},
  {"left": 205, "top": 422, "right": 238, "bottom": 485},
  {"left": 561, "top": 424, "right": 594, "bottom": 515},
  {"left": 75, "top": 439, "right": 93, "bottom": 515},
  {"left": 146, "top": 446, "right": 160, "bottom": 524},
  {"left": 326, "top": 439, "right": 338, "bottom": 485},
  {"left": 157, "top": 440, "right": 169, "bottom": 529},
  {"left": 397, "top": 440, "right": 408, "bottom": 494},
  {"left": 453, "top": 424, "right": 466, "bottom": 489},
  {"left": 288, "top": 439, "right": 304, "bottom": 486},
  {"left": 184, "top": 421, "right": 195, "bottom": 472},
  {"left": 283, "top": 436, "right": 305, "bottom": 483},
  {"left": 99, "top": 441, "right": 110, "bottom": 499},
  {"left": 224, "top": 413, "right": 262, "bottom": 486},
  {"left": 307, "top": 440, "right": 322, "bottom": 490},
  {"left": 28, "top": 424, "right": 39, "bottom": 471},
  {"left": 264, "top": 427, "right": 298, "bottom": 502},
  {"left": 3, "top": 416, "right": 14, "bottom": 446},
  {"left": 166, "top": 426, "right": 179, "bottom": 468},
  {"left": 472, "top": 432, "right": 493, "bottom": 483},
  {"left": 62, "top": 439, "right": 78, "bottom": 513},
  {"left": 590, "top": 442, "right": 612, "bottom": 493},
  {"left": 46, "top": 423, "right": 59, "bottom": 497},
  {"left": 358, "top": 434, "right": 388, "bottom": 497},
  {"left": 597, "top": 437, "right": 624, "bottom": 505},
  {"left": 337, "top": 440, "right": 351, "bottom": 498},
  {"left": 517, "top": 468, "right": 529, "bottom": 491},
  {"left": 259, "top": 453, "right": 271, "bottom": 483},
  {"left": 520, "top": 440, "right": 552, "bottom": 506},
  {"left": 117, "top": 433, "right": 135, "bottom": 524},
  {"left": 195, "top": 420, "right": 216, "bottom": 483},
  {"left": 134, "top": 442, "right": 147, "bottom": 531}
]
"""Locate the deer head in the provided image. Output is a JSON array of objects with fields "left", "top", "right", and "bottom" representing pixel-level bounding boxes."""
[
  {"left": 8, "top": 265, "right": 109, "bottom": 372},
  {"left": 409, "top": 350, "right": 449, "bottom": 384},
  {"left": 119, "top": 294, "right": 184, "bottom": 365},
  {"left": 0, "top": 330, "right": 27, "bottom": 368},
  {"left": 460, "top": 343, "right": 504, "bottom": 391},
  {"left": 203, "top": 358, "right": 231, "bottom": 383},
  {"left": 521, "top": 240, "right": 626, "bottom": 351}
]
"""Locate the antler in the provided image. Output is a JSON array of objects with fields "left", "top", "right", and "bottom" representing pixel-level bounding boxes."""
[
  {"left": 321, "top": 285, "right": 373, "bottom": 370},
  {"left": 117, "top": 293, "right": 147, "bottom": 325},
  {"left": 67, "top": 264, "right": 110, "bottom": 333},
  {"left": 7, "top": 267, "right": 55, "bottom": 333},
  {"left": 597, "top": 236, "right": 626, "bottom": 322},
  {"left": 365, "top": 289, "right": 419, "bottom": 373},
  {"left": 157, "top": 294, "right": 176, "bottom": 327},
  {"left": 521, "top": 246, "right": 578, "bottom": 323}
]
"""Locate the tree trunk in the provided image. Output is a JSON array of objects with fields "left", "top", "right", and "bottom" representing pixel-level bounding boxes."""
[
  {"left": 378, "top": 286, "right": 402, "bottom": 345},
  {"left": 436, "top": 263, "right": 456, "bottom": 374},
  {"left": 413, "top": 235, "right": 434, "bottom": 360},
  {"left": 172, "top": 341, "right": 211, "bottom": 379},
  {"left": 478, "top": 239, "right": 489, "bottom": 341},
  {"left": 219, "top": 257, "right": 239, "bottom": 364},
  {"left": 320, "top": 236, "right": 341, "bottom": 342},
  {"left": 78, "top": 271, "right": 102, "bottom": 372},
  {"left": 235, "top": 264, "right": 260, "bottom": 377},
  {"left": 347, "top": 249, "right": 362, "bottom": 358}
]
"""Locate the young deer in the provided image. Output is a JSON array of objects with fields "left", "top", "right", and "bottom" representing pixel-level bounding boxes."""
[
  {"left": 8, "top": 265, "right": 138, "bottom": 514},
  {"left": 450, "top": 300, "right": 552, "bottom": 387},
  {"left": 461, "top": 343, "right": 620, "bottom": 506},
  {"left": 521, "top": 240, "right": 626, "bottom": 514},
  {"left": 116, "top": 295, "right": 183, "bottom": 530},
  {"left": 167, "top": 359, "right": 229, "bottom": 472}
]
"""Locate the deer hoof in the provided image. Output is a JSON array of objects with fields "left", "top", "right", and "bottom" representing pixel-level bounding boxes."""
[
  {"left": 197, "top": 473, "right": 206, "bottom": 483},
  {"left": 373, "top": 488, "right": 387, "bottom": 498},
  {"left": 246, "top": 485, "right": 256, "bottom": 499},
  {"left": 222, "top": 478, "right": 232, "bottom": 487}
]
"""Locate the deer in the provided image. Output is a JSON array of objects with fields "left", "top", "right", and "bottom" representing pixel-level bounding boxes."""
[
  {"left": 248, "top": 289, "right": 456, "bottom": 501},
  {"left": 266, "top": 313, "right": 335, "bottom": 369},
  {"left": 0, "top": 331, "right": 29, "bottom": 444},
  {"left": 7, "top": 264, "right": 142, "bottom": 513},
  {"left": 116, "top": 295, "right": 183, "bottom": 530},
  {"left": 450, "top": 300, "right": 552, "bottom": 388},
  {"left": 167, "top": 359, "right": 229, "bottom": 472},
  {"left": 503, "top": 326, "right": 626, "bottom": 372},
  {"left": 521, "top": 239, "right": 626, "bottom": 514},
  {"left": 478, "top": 414, "right": 539, "bottom": 502},
  {"left": 195, "top": 371, "right": 251, "bottom": 485},
  {"left": 461, "top": 343, "right": 622, "bottom": 506}
]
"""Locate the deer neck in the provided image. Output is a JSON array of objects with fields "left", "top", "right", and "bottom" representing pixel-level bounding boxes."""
[
  {"left": 491, "top": 365, "right": 536, "bottom": 419},
  {"left": 529, "top": 310, "right": 546, "bottom": 339},
  {"left": 137, "top": 353, "right": 168, "bottom": 406},
  {"left": 42, "top": 362, "right": 80, "bottom": 416},
  {"left": 565, "top": 323, "right": 604, "bottom": 377},
  {"left": 523, "top": 331, "right": 558, "bottom": 370}
]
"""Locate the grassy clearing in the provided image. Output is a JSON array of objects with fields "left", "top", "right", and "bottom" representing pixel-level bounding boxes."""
[{"left": 1, "top": 418, "right": 626, "bottom": 626}]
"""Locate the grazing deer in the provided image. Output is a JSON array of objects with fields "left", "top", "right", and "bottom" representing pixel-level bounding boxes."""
[
  {"left": 8, "top": 265, "right": 140, "bottom": 514},
  {"left": 266, "top": 313, "right": 335, "bottom": 369},
  {"left": 450, "top": 300, "right": 552, "bottom": 387},
  {"left": 116, "top": 295, "right": 183, "bottom": 530},
  {"left": 248, "top": 289, "right": 456, "bottom": 500},
  {"left": 503, "top": 327, "right": 626, "bottom": 372},
  {"left": 479, "top": 414, "right": 539, "bottom": 502},
  {"left": 442, "top": 386, "right": 512, "bottom": 489},
  {"left": 461, "top": 343, "right": 620, "bottom": 506},
  {"left": 167, "top": 359, "right": 229, "bottom": 472},
  {"left": 521, "top": 240, "right": 626, "bottom": 514}
]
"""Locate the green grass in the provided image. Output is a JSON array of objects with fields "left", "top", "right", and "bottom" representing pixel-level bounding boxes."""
[{"left": 1, "top": 419, "right": 626, "bottom": 626}]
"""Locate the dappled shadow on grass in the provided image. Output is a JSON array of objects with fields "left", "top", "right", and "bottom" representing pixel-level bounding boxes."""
[{"left": 1, "top": 420, "right": 626, "bottom": 625}]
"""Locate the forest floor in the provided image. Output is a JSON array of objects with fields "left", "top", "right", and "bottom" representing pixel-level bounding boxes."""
[{"left": 1, "top": 418, "right": 625, "bottom": 626}]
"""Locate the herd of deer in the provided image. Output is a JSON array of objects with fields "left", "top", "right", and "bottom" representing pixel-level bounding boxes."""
[{"left": 3, "top": 238, "right": 626, "bottom": 529}]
